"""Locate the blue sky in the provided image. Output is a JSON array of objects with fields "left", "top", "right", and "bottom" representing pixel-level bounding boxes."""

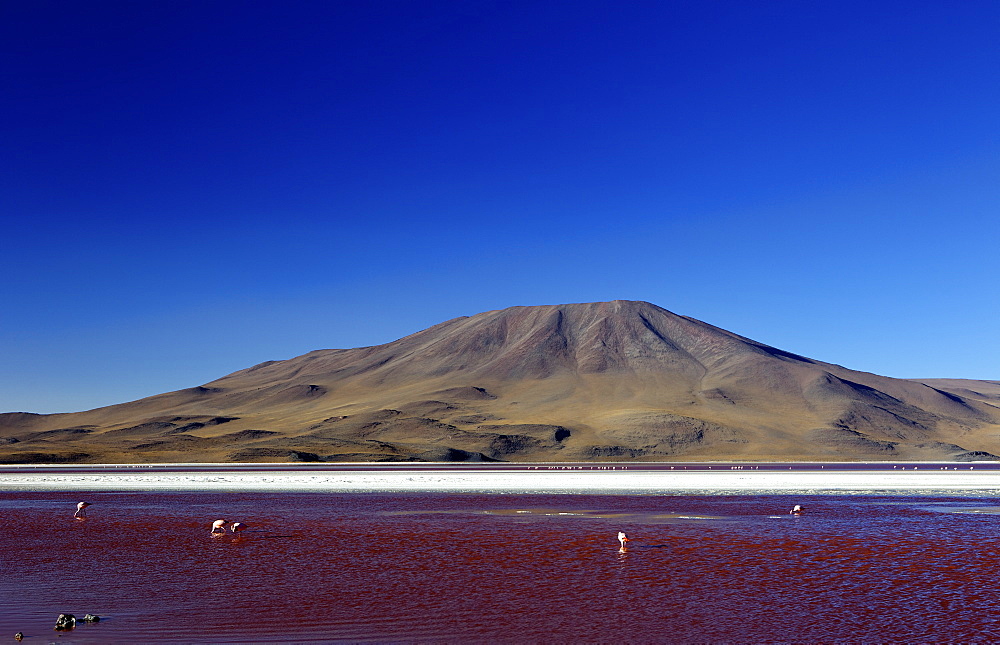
[{"left": 3, "top": 1, "right": 998, "bottom": 414}]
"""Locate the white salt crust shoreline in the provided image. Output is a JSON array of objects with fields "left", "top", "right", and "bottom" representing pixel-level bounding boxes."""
[{"left": 3, "top": 468, "right": 1000, "bottom": 494}]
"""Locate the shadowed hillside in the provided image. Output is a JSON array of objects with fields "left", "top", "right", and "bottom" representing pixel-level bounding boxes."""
[{"left": 2, "top": 300, "right": 999, "bottom": 463}]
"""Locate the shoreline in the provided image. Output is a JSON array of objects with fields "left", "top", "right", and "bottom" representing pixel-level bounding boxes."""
[{"left": 2, "top": 462, "right": 1000, "bottom": 493}]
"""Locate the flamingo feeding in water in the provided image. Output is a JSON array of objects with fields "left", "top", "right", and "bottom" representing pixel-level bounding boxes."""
[
  {"left": 231, "top": 522, "right": 246, "bottom": 533},
  {"left": 211, "top": 519, "right": 230, "bottom": 534},
  {"left": 618, "top": 531, "right": 630, "bottom": 549},
  {"left": 790, "top": 504, "right": 804, "bottom": 515},
  {"left": 74, "top": 502, "right": 91, "bottom": 519}
]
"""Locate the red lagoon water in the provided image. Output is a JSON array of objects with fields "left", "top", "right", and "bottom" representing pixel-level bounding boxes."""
[{"left": 4, "top": 491, "right": 1000, "bottom": 643}]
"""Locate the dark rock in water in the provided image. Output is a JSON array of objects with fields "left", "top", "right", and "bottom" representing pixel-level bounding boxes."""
[
  {"left": 54, "top": 614, "right": 76, "bottom": 630},
  {"left": 82, "top": 614, "right": 101, "bottom": 622}
]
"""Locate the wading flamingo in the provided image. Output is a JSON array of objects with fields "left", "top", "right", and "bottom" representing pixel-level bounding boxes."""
[
  {"left": 790, "top": 504, "right": 804, "bottom": 515},
  {"left": 211, "top": 519, "right": 230, "bottom": 534},
  {"left": 231, "top": 522, "right": 247, "bottom": 533},
  {"left": 618, "top": 531, "right": 630, "bottom": 549},
  {"left": 74, "top": 501, "right": 91, "bottom": 519}
]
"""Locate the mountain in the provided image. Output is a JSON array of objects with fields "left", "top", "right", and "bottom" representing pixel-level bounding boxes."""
[{"left": 2, "top": 300, "right": 999, "bottom": 463}]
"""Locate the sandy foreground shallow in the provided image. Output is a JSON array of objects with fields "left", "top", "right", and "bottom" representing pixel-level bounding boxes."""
[{"left": 3, "top": 464, "right": 1000, "bottom": 493}]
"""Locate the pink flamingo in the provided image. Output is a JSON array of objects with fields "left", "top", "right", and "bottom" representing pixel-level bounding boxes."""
[
  {"left": 618, "top": 531, "right": 630, "bottom": 549},
  {"left": 231, "top": 522, "right": 247, "bottom": 533},
  {"left": 211, "top": 519, "right": 230, "bottom": 534},
  {"left": 74, "top": 501, "right": 91, "bottom": 519}
]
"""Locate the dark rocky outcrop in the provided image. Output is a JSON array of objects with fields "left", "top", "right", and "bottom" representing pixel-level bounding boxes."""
[
  {"left": 226, "top": 448, "right": 321, "bottom": 462},
  {"left": 54, "top": 614, "right": 76, "bottom": 631}
]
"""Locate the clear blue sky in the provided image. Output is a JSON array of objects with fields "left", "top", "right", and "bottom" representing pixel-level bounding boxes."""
[{"left": 3, "top": 1, "right": 998, "bottom": 414}]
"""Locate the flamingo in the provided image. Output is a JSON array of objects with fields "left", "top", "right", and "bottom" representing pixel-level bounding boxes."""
[
  {"left": 231, "top": 522, "right": 247, "bottom": 533},
  {"left": 618, "top": 531, "right": 630, "bottom": 549},
  {"left": 790, "top": 504, "right": 804, "bottom": 515},
  {"left": 74, "top": 501, "right": 91, "bottom": 519},
  {"left": 211, "top": 519, "right": 230, "bottom": 534}
]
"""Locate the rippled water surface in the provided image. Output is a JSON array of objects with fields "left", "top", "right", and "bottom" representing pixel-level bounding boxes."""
[{"left": 4, "top": 490, "right": 1000, "bottom": 643}]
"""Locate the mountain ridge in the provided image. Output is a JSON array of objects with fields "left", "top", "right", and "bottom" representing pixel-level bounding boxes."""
[{"left": 2, "top": 300, "right": 998, "bottom": 463}]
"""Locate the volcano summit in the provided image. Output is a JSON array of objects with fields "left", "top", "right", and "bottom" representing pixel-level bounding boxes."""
[{"left": 3, "top": 300, "right": 999, "bottom": 463}]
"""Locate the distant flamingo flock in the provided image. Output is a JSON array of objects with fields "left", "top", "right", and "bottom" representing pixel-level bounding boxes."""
[{"left": 72, "top": 501, "right": 806, "bottom": 552}]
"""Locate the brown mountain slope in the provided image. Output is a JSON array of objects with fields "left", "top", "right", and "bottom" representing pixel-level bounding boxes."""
[{"left": 2, "top": 300, "right": 999, "bottom": 463}]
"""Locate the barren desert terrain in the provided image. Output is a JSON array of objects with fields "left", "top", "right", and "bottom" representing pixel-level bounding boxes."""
[{"left": 2, "top": 301, "right": 998, "bottom": 463}]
